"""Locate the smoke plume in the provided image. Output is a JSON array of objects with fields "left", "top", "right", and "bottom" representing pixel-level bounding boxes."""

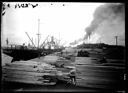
[{"left": 84, "top": 3, "right": 125, "bottom": 41}]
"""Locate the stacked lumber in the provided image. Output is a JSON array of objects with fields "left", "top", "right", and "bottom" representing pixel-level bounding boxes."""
[
  {"left": 75, "top": 64, "right": 125, "bottom": 89},
  {"left": 75, "top": 57, "right": 93, "bottom": 65},
  {"left": 2, "top": 61, "right": 58, "bottom": 85},
  {"left": 31, "top": 55, "right": 59, "bottom": 63}
]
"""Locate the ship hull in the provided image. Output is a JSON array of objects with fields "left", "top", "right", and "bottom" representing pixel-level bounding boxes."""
[
  {"left": 3, "top": 48, "right": 45, "bottom": 62},
  {"left": 2, "top": 47, "right": 63, "bottom": 62}
]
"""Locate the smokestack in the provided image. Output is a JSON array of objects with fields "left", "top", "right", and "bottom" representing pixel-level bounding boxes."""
[
  {"left": 115, "top": 36, "right": 118, "bottom": 46},
  {"left": 88, "top": 34, "right": 90, "bottom": 44}
]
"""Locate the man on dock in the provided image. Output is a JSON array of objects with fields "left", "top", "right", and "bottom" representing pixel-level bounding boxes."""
[
  {"left": 69, "top": 69, "right": 77, "bottom": 85},
  {"left": 99, "top": 56, "right": 107, "bottom": 63}
]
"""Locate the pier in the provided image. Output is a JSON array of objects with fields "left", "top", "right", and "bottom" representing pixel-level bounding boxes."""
[{"left": 2, "top": 48, "right": 125, "bottom": 92}]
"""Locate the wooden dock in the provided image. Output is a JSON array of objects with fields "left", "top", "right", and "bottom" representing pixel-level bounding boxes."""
[
  {"left": 74, "top": 57, "right": 125, "bottom": 90},
  {"left": 2, "top": 53, "right": 125, "bottom": 91},
  {"left": 2, "top": 60, "right": 58, "bottom": 86}
]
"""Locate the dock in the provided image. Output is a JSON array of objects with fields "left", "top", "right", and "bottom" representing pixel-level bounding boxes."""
[{"left": 2, "top": 51, "right": 125, "bottom": 92}]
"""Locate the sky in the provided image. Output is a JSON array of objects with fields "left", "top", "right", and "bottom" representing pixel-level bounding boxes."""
[{"left": 2, "top": 2, "right": 124, "bottom": 47}]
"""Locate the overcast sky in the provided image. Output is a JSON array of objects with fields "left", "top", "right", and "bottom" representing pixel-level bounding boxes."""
[{"left": 2, "top": 2, "right": 124, "bottom": 47}]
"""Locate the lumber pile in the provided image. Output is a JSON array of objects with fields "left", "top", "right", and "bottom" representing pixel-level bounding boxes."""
[
  {"left": 30, "top": 55, "right": 59, "bottom": 63},
  {"left": 75, "top": 57, "right": 93, "bottom": 65},
  {"left": 2, "top": 61, "right": 58, "bottom": 85},
  {"left": 75, "top": 64, "right": 125, "bottom": 89}
]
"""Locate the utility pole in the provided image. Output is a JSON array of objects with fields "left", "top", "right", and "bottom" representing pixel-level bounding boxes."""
[
  {"left": 37, "top": 19, "right": 40, "bottom": 48},
  {"left": 6, "top": 38, "right": 9, "bottom": 48},
  {"left": 115, "top": 36, "right": 118, "bottom": 46},
  {"left": 59, "top": 32, "right": 60, "bottom": 47}
]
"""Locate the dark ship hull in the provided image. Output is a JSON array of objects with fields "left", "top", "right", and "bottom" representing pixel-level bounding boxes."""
[
  {"left": 3, "top": 47, "right": 63, "bottom": 62},
  {"left": 3, "top": 48, "right": 53, "bottom": 62}
]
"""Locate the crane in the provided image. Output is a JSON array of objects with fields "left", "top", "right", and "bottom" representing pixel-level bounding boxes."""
[
  {"left": 40, "top": 35, "right": 50, "bottom": 48},
  {"left": 25, "top": 32, "right": 36, "bottom": 48}
]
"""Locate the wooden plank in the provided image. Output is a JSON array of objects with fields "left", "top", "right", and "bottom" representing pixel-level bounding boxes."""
[
  {"left": 76, "top": 76, "right": 117, "bottom": 84},
  {"left": 3, "top": 74, "right": 40, "bottom": 81},
  {"left": 3, "top": 77, "right": 56, "bottom": 85},
  {"left": 5, "top": 61, "right": 55, "bottom": 68},
  {"left": 31, "top": 55, "right": 59, "bottom": 63},
  {"left": 5, "top": 61, "right": 39, "bottom": 65},
  {"left": 3, "top": 65, "right": 56, "bottom": 72},
  {"left": 5, "top": 62, "right": 39, "bottom": 68},
  {"left": 76, "top": 78, "right": 118, "bottom": 88},
  {"left": 3, "top": 73, "right": 57, "bottom": 82},
  {"left": 76, "top": 65, "right": 125, "bottom": 70},
  {"left": 3, "top": 69, "right": 56, "bottom": 77},
  {"left": 76, "top": 74, "right": 119, "bottom": 80},
  {"left": 13, "top": 60, "right": 40, "bottom": 64},
  {"left": 76, "top": 81, "right": 115, "bottom": 89},
  {"left": 76, "top": 66, "right": 124, "bottom": 73},
  {"left": 76, "top": 71, "right": 120, "bottom": 78},
  {"left": 3, "top": 66, "right": 37, "bottom": 72},
  {"left": 5, "top": 64, "right": 37, "bottom": 69},
  {"left": 3, "top": 72, "right": 56, "bottom": 77}
]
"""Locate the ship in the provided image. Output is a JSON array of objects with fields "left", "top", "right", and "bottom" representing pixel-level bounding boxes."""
[
  {"left": 2, "top": 34, "right": 63, "bottom": 62},
  {"left": 2, "top": 19, "right": 64, "bottom": 62}
]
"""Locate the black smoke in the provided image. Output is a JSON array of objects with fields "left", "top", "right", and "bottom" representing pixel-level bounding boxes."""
[{"left": 84, "top": 3, "right": 125, "bottom": 40}]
